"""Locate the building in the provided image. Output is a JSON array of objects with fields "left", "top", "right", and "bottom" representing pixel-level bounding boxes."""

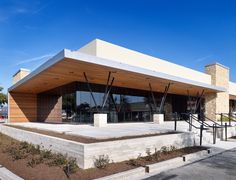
[
  {"left": 0, "top": 106, "right": 8, "bottom": 119},
  {"left": 8, "top": 39, "right": 236, "bottom": 126}
]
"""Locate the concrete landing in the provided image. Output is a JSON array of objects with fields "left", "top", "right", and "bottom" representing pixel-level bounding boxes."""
[{"left": 8, "top": 122, "right": 179, "bottom": 139}]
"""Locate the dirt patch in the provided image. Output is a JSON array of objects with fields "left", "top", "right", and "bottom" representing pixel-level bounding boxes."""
[
  {"left": 0, "top": 132, "right": 207, "bottom": 180},
  {"left": 4, "top": 124, "right": 180, "bottom": 144}
]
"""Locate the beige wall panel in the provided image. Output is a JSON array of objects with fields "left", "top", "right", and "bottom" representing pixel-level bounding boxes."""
[{"left": 205, "top": 64, "right": 229, "bottom": 120}]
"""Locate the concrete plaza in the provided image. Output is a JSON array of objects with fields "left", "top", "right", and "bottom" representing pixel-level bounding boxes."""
[{"left": 9, "top": 122, "right": 182, "bottom": 139}]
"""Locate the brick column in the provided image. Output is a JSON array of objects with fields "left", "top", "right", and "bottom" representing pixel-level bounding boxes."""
[{"left": 205, "top": 63, "right": 229, "bottom": 120}]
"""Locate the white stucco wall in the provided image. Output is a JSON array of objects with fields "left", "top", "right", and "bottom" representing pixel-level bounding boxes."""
[{"left": 78, "top": 39, "right": 212, "bottom": 85}]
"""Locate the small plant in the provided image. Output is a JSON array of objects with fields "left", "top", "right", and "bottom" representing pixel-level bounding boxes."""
[
  {"left": 63, "top": 158, "right": 79, "bottom": 178},
  {"left": 47, "top": 153, "right": 67, "bottom": 167},
  {"left": 160, "top": 146, "right": 169, "bottom": 154},
  {"left": 19, "top": 141, "right": 40, "bottom": 155},
  {"left": 127, "top": 158, "right": 140, "bottom": 166},
  {"left": 170, "top": 145, "right": 177, "bottom": 151},
  {"left": 153, "top": 148, "right": 161, "bottom": 160},
  {"left": 94, "top": 155, "right": 110, "bottom": 169},
  {"left": 9, "top": 148, "right": 26, "bottom": 160},
  {"left": 145, "top": 148, "right": 152, "bottom": 161},
  {"left": 27, "top": 156, "right": 43, "bottom": 167},
  {"left": 40, "top": 149, "right": 53, "bottom": 159}
]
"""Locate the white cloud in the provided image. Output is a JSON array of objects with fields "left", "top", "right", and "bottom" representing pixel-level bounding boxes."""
[
  {"left": 195, "top": 55, "right": 212, "bottom": 62},
  {"left": 16, "top": 54, "right": 54, "bottom": 66}
]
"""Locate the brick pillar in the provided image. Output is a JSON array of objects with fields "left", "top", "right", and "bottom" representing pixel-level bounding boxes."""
[{"left": 205, "top": 63, "right": 229, "bottom": 120}]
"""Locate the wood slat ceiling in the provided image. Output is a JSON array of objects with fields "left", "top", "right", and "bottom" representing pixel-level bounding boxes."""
[{"left": 10, "top": 58, "right": 218, "bottom": 96}]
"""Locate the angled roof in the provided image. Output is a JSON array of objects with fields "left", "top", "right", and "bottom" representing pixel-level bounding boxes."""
[{"left": 9, "top": 48, "right": 226, "bottom": 95}]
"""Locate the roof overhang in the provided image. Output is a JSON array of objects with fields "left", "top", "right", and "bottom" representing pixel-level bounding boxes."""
[{"left": 8, "top": 49, "right": 227, "bottom": 96}]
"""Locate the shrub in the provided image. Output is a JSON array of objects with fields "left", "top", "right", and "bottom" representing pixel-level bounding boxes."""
[
  {"left": 27, "top": 156, "right": 43, "bottom": 167},
  {"left": 47, "top": 153, "right": 67, "bottom": 167},
  {"left": 170, "top": 145, "right": 177, "bottom": 151},
  {"left": 19, "top": 141, "right": 40, "bottom": 155},
  {"left": 63, "top": 158, "right": 79, "bottom": 176},
  {"left": 9, "top": 148, "right": 26, "bottom": 160},
  {"left": 160, "top": 146, "right": 169, "bottom": 154},
  {"left": 127, "top": 158, "right": 139, "bottom": 166},
  {"left": 40, "top": 149, "right": 53, "bottom": 159},
  {"left": 94, "top": 155, "right": 110, "bottom": 169}
]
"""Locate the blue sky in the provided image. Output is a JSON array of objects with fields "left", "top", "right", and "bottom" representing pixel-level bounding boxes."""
[{"left": 0, "top": 0, "right": 236, "bottom": 93}]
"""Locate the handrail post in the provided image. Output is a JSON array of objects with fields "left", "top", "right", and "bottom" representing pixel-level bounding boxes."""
[
  {"left": 220, "top": 113, "right": 223, "bottom": 126},
  {"left": 174, "top": 112, "right": 177, "bottom": 131},
  {"left": 189, "top": 113, "right": 192, "bottom": 132},
  {"left": 213, "top": 123, "right": 217, "bottom": 144},
  {"left": 212, "top": 124, "right": 215, "bottom": 144},
  {"left": 200, "top": 125, "right": 203, "bottom": 146},
  {"left": 229, "top": 113, "right": 231, "bottom": 126},
  {"left": 225, "top": 122, "right": 227, "bottom": 141}
]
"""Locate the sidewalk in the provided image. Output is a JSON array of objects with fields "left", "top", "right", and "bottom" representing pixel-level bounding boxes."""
[
  {"left": 140, "top": 138, "right": 236, "bottom": 180},
  {"left": 144, "top": 147, "right": 236, "bottom": 180}
]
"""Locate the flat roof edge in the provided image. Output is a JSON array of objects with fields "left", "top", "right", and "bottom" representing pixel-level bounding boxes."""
[
  {"left": 66, "top": 51, "right": 227, "bottom": 92},
  {"left": 8, "top": 49, "right": 227, "bottom": 93},
  {"left": 8, "top": 49, "right": 66, "bottom": 92}
]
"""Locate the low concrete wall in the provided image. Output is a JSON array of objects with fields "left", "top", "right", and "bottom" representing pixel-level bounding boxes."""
[
  {"left": 0, "top": 125, "right": 85, "bottom": 168},
  {"left": 84, "top": 132, "right": 195, "bottom": 169},
  {"left": 0, "top": 125, "right": 196, "bottom": 169},
  {"left": 216, "top": 126, "right": 236, "bottom": 140}
]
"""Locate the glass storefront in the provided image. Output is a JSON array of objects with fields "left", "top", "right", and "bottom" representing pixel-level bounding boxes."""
[
  {"left": 62, "top": 91, "right": 151, "bottom": 123},
  {"left": 60, "top": 82, "right": 189, "bottom": 123},
  {"left": 230, "top": 99, "right": 236, "bottom": 113}
]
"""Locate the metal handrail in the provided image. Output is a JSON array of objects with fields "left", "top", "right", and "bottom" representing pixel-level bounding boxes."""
[
  {"left": 199, "top": 114, "right": 222, "bottom": 128},
  {"left": 177, "top": 113, "right": 208, "bottom": 130},
  {"left": 171, "top": 112, "right": 207, "bottom": 146},
  {"left": 220, "top": 113, "right": 236, "bottom": 123},
  {"left": 181, "top": 113, "right": 213, "bottom": 129}
]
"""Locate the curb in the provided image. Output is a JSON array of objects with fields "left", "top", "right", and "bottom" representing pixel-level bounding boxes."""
[
  {"left": 0, "top": 165, "right": 23, "bottom": 180},
  {"left": 97, "top": 148, "right": 222, "bottom": 180},
  {"left": 146, "top": 157, "right": 183, "bottom": 174},
  {"left": 139, "top": 148, "right": 224, "bottom": 179},
  {"left": 94, "top": 167, "right": 146, "bottom": 180}
]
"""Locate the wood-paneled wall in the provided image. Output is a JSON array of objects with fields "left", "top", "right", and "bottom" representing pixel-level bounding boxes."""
[
  {"left": 9, "top": 93, "right": 37, "bottom": 122},
  {"left": 37, "top": 94, "right": 62, "bottom": 123}
]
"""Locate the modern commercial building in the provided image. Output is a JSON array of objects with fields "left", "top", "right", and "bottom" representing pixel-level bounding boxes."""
[{"left": 8, "top": 39, "right": 236, "bottom": 125}]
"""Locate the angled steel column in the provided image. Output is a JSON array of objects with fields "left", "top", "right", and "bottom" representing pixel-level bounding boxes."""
[
  {"left": 194, "top": 89, "right": 205, "bottom": 114},
  {"left": 187, "top": 90, "right": 193, "bottom": 113},
  {"left": 159, "top": 83, "right": 171, "bottom": 113},
  {"left": 149, "top": 83, "right": 157, "bottom": 113},
  {"left": 102, "top": 72, "right": 111, "bottom": 106},
  {"left": 102, "top": 77, "right": 115, "bottom": 110},
  {"left": 193, "top": 92, "right": 200, "bottom": 113},
  {"left": 83, "top": 72, "right": 99, "bottom": 112},
  {"left": 109, "top": 93, "right": 118, "bottom": 112}
]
